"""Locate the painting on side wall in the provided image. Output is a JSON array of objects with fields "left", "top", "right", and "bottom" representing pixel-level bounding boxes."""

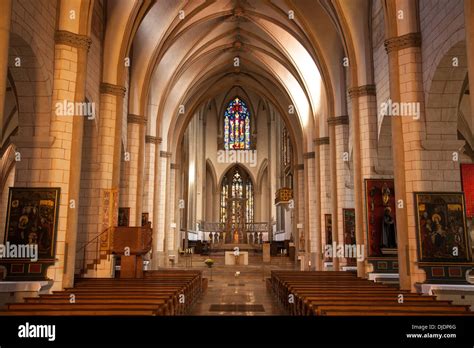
[
  {"left": 415, "top": 192, "right": 471, "bottom": 262},
  {"left": 4, "top": 187, "right": 60, "bottom": 260},
  {"left": 342, "top": 208, "right": 356, "bottom": 264},
  {"left": 118, "top": 207, "right": 130, "bottom": 227},
  {"left": 461, "top": 164, "right": 474, "bottom": 218},
  {"left": 142, "top": 213, "right": 149, "bottom": 226},
  {"left": 324, "top": 214, "right": 332, "bottom": 261},
  {"left": 364, "top": 179, "right": 397, "bottom": 257},
  {"left": 460, "top": 164, "right": 474, "bottom": 254}
]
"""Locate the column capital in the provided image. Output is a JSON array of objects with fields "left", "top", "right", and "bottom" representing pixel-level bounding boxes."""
[
  {"left": 348, "top": 84, "right": 376, "bottom": 99},
  {"left": 160, "top": 151, "right": 172, "bottom": 158},
  {"left": 327, "top": 115, "right": 349, "bottom": 126},
  {"left": 145, "top": 135, "right": 162, "bottom": 144},
  {"left": 55, "top": 30, "right": 92, "bottom": 51},
  {"left": 127, "top": 114, "right": 147, "bottom": 125},
  {"left": 170, "top": 163, "right": 180, "bottom": 170},
  {"left": 303, "top": 152, "right": 315, "bottom": 159},
  {"left": 100, "top": 82, "right": 126, "bottom": 97},
  {"left": 314, "top": 137, "right": 329, "bottom": 146},
  {"left": 384, "top": 32, "right": 421, "bottom": 53}
]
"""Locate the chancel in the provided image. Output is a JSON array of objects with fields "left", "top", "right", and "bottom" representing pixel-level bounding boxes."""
[{"left": 0, "top": 0, "right": 473, "bottom": 319}]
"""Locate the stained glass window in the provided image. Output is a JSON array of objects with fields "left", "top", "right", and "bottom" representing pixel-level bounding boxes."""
[
  {"left": 220, "top": 166, "right": 254, "bottom": 224},
  {"left": 224, "top": 97, "right": 251, "bottom": 150}
]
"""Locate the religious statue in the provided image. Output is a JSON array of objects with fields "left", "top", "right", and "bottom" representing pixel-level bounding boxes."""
[
  {"left": 299, "top": 231, "right": 305, "bottom": 251},
  {"left": 381, "top": 207, "right": 397, "bottom": 248}
]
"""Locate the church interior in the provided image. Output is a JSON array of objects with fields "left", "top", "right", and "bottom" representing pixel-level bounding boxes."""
[{"left": 1, "top": 0, "right": 474, "bottom": 324}]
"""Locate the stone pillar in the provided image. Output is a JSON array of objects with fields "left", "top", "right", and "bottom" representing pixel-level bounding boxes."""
[
  {"left": 54, "top": 31, "right": 92, "bottom": 288},
  {"left": 169, "top": 163, "right": 179, "bottom": 254},
  {"left": 348, "top": 85, "right": 377, "bottom": 278},
  {"left": 143, "top": 135, "right": 158, "bottom": 225},
  {"left": 15, "top": 29, "right": 91, "bottom": 290},
  {"left": 152, "top": 148, "right": 168, "bottom": 269},
  {"left": 384, "top": 0, "right": 424, "bottom": 289},
  {"left": 328, "top": 116, "right": 349, "bottom": 270},
  {"left": 91, "top": 82, "right": 125, "bottom": 277},
  {"left": 384, "top": 34, "right": 414, "bottom": 290},
  {"left": 328, "top": 123, "right": 340, "bottom": 271},
  {"left": 295, "top": 165, "right": 306, "bottom": 266},
  {"left": 305, "top": 152, "right": 323, "bottom": 270},
  {"left": 135, "top": 117, "right": 146, "bottom": 225},
  {"left": 0, "top": 0, "right": 12, "bottom": 131},
  {"left": 122, "top": 114, "right": 146, "bottom": 226},
  {"left": 315, "top": 137, "right": 331, "bottom": 267}
]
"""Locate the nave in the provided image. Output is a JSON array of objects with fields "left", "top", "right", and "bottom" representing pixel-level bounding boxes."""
[
  {"left": 1, "top": 0, "right": 474, "bottom": 322},
  {"left": 2, "top": 256, "right": 473, "bottom": 317}
]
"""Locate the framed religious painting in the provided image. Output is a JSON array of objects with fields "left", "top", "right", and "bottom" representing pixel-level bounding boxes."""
[
  {"left": 3, "top": 187, "right": 60, "bottom": 260},
  {"left": 324, "top": 214, "right": 332, "bottom": 261},
  {"left": 342, "top": 208, "right": 356, "bottom": 265},
  {"left": 414, "top": 192, "right": 471, "bottom": 262},
  {"left": 460, "top": 163, "right": 474, "bottom": 218},
  {"left": 141, "top": 212, "right": 149, "bottom": 226},
  {"left": 364, "top": 179, "right": 397, "bottom": 257},
  {"left": 118, "top": 207, "right": 130, "bottom": 227}
]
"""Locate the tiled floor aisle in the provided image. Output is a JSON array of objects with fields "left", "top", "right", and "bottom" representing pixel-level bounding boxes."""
[{"left": 177, "top": 255, "right": 296, "bottom": 315}]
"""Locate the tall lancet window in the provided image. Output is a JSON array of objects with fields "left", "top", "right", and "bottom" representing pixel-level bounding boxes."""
[
  {"left": 220, "top": 166, "right": 254, "bottom": 225},
  {"left": 224, "top": 97, "right": 251, "bottom": 150}
]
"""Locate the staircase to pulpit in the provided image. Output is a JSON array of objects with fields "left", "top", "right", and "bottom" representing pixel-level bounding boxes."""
[{"left": 77, "top": 224, "right": 152, "bottom": 278}]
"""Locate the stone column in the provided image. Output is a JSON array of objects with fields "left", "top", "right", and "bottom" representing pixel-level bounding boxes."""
[
  {"left": 169, "top": 163, "right": 179, "bottom": 254},
  {"left": 16, "top": 29, "right": 91, "bottom": 290},
  {"left": 0, "top": 0, "right": 12, "bottom": 132},
  {"left": 348, "top": 85, "right": 377, "bottom": 278},
  {"left": 91, "top": 82, "right": 125, "bottom": 277},
  {"left": 328, "top": 122, "right": 340, "bottom": 271},
  {"left": 305, "top": 152, "right": 323, "bottom": 270},
  {"left": 135, "top": 117, "right": 146, "bottom": 225},
  {"left": 54, "top": 31, "right": 92, "bottom": 288},
  {"left": 328, "top": 116, "right": 349, "bottom": 270},
  {"left": 152, "top": 148, "right": 169, "bottom": 269},
  {"left": 384, "top": 2, "right": 422, "bottom": 289},
  {"left": 123, "top": 114, "right": 146, "bottom": 226},
  {"left": 315, "top": 137, "right": 330, "bottom": 267},
  {"left": 143, "top": 135, "right": 158, "bottom": 225},
  {"left": 295, "top": 165, "right": 306, "bottom": 267}
]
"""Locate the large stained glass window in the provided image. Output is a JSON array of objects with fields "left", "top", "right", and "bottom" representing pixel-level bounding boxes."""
[
  {"left": 220, "top": 166, "right": 254, "bottom": 224},
  {"left": 224, "top": 97, "right": 251, "bottom": 150}
]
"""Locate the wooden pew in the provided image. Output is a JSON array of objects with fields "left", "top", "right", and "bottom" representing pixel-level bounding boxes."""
[
  {"left": 268, "top": 270, "right": 474, "bottom": 316},
  {"left": 0, "top": 270, "right": 204, "bottom": 316}
]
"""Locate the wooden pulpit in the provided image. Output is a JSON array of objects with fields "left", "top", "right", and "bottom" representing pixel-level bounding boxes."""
[{"left": 110, "top": 224, "right": 152, "bottom": 279}]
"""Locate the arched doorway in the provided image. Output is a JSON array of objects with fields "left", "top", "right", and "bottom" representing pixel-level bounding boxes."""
[{"left": 220, "top": 166, "right": 254, "bottom": 243}]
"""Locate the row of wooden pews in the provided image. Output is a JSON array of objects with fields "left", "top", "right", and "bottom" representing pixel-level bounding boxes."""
[
  {"left": 269, "top": 271, "right": 474, "bottom": 316},
  {"left": 0, "top": 270, "right": 205, "bottom": 316}
]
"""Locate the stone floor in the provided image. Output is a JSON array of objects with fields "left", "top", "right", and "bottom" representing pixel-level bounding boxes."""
[{"left": 168, "top": 254, "right": 296, "bottom": 316}]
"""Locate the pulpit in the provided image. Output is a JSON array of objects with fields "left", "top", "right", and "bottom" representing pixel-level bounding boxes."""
[{"left": 110, "top": 224, "right": 152, "bottom": 279}]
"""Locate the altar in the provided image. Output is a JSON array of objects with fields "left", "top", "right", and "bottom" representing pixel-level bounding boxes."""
[{"left": 224, "top": 251, "right": 249, "bottom": 265}]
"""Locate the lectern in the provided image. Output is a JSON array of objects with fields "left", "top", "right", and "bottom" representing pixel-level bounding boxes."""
[{"left": 110, "top": 224, "right": 152, "bottom": 278}]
